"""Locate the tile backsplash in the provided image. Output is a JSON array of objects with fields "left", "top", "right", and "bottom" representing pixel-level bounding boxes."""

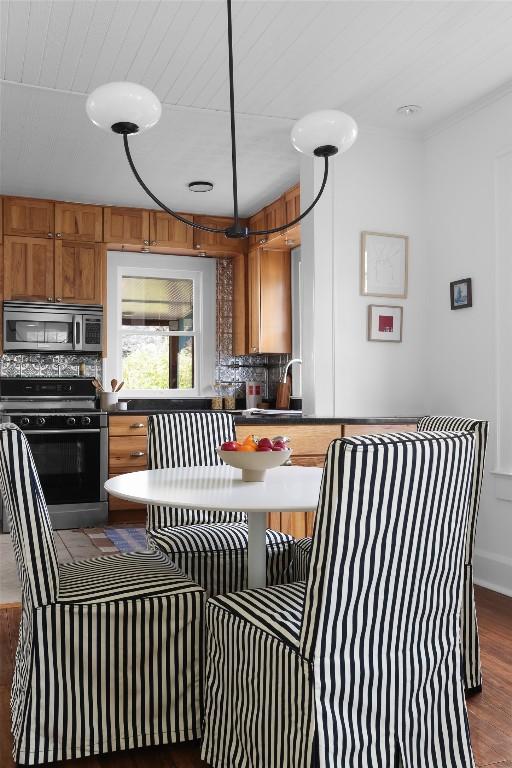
[
  {"left": 0, "top": 353, "right": 102, "bottom": 379},
  {"left": 216, "top": 257, "right": 290, "bottom": 401}
]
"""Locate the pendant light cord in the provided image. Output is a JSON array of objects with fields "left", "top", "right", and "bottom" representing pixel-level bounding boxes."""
[
  {"left": 122, "top": 0, "right": 331, "bottom": 238},
  {"left": 227, "top": 0, "right": 240, "bottom": 228}
]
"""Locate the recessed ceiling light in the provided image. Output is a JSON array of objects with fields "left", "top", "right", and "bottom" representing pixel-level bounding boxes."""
[
  {"left": 397, "top": 105, "right": 422, "bottom": 117},
  {"left": 188, "top": 181, "right": 214, "bottom": 192}
]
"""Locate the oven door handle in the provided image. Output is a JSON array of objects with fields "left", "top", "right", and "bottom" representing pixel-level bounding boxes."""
[{"left": 22, "top": 429, "right": 101, "bottom": 435}]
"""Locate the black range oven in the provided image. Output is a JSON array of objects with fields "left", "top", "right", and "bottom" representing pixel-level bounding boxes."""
[{"left": 0, "top": 378, "right": 108, "bottom": 531}]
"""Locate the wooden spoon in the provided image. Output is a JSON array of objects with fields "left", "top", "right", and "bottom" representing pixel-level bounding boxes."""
[
  {"left": 92, "top": 378, "right": 104, "bottom": 392},
  {"left": 111, "top": 378, "right": 118, "bottom": 393},
  {"left": 115, "top": 381, "right": 125, "bottom": 392}
]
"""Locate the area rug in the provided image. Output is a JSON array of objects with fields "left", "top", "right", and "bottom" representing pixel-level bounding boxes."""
[{"left": 84, "top": 527, "right": 147, "bottom": 554}]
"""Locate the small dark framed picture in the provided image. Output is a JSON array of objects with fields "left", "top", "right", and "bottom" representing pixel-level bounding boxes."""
[{"left": 450, "top": 278, "right": 472, "bottom": 310}]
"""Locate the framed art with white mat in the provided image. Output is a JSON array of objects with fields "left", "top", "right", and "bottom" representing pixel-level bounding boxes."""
[
  {"left": 361, "top": 231, "right": 408, "bottom": 298},
  {"left": 368, "top": 304, "right": 403, "bottom": 342}
]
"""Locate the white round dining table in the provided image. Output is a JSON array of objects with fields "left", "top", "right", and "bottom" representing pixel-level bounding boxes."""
[{"left": 105, "top": 465, "right": 322, "bottom": 589}]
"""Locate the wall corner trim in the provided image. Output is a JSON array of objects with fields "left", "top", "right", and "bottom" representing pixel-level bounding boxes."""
[{"left": 491, "top": 470, "right": 512, "bottom": 502}]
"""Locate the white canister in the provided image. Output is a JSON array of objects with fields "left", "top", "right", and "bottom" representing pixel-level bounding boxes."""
[
  {"left": 246, "top": 381, "right": 263, "bottom": 409},
  {"left": 100, "top": 392, "right": 119, "bottom": 411}
]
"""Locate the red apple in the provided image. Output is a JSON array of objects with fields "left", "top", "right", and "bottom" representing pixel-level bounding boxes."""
[
  {"left": 257, "top": 437, "right": 274, "bottom": 450},
  {"left": 272, "top": 445, "right": 286, "bottom": 451},
  {"left": 256, "top": 445, "right": 272, "bottom": 452},
  {"left": 220, "top": 441, "right": 238, "bottom": 451},
  {"left": 272, "top": 440, "right": 286, "bottom": 450}
]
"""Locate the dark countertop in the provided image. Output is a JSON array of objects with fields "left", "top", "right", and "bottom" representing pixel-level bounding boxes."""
[{"left": 107, "top": 409, "right": 419, "bottom": 425}]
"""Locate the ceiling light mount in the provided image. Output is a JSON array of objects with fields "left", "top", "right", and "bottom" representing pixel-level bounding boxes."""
[
  {"left": 397, "top": 104, "right": 422, "bottom": 117},
  {"left": 86, "top": 0, "right": 358, "bottom": 240},
  {"left": 188, "top": 181, "right": 214, "bottom": 193}
]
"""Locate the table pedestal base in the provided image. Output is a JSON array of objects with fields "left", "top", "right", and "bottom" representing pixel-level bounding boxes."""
[{"left": 247, "top": 511, "right": 267, "bottom": 589}]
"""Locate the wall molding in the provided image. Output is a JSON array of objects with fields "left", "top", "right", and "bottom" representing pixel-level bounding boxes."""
[{"left": 474, "top": 548, "right": 512, "bottom": 597}]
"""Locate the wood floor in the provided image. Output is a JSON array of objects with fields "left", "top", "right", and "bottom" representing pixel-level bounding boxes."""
[{"left": 0, "top": 586, "right": 510, "bottom": 767}]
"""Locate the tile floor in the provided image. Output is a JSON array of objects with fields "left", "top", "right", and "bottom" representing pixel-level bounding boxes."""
[{"left": 0, "top": 530, "right": 104, "bottom": 604}]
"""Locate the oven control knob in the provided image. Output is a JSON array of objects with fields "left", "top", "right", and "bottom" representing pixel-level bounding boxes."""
[
  {"left": 81, "top": 416, "right": 91, "bottom": 426},
  {"left": 20, "top": 417, "right": 30, "bottom": 427},
  {"left": 36, "top": 417, "right": 46, "bottom": 426},
  {"left": 66, "top": 417, "right": 76, "bottom": 426}
]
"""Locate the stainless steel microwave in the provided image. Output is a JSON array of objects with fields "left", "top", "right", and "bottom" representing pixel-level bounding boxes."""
[{"left": 3, "top": 301, "right": 103, "bottom": 352}]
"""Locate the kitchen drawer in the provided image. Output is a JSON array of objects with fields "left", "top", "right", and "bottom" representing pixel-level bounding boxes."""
[
  {"left": 236, "top": 424, "right": 341, "bottom": 455},
  {"left": 109, "top": 415, "right": 148, "bottom": 436},
  {"left": 109, "top": 436, "right": 148, "bottom": 470},
  {"left": 342, "top": 423, "right": 417, "bottom": 438}
]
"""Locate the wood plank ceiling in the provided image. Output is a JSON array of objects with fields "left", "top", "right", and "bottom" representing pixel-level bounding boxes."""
[{"left": 1, "top": 1, "right": 512, "bottom": 214}]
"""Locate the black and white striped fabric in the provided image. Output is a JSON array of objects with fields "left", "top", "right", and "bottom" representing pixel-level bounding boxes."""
[
  {"left": 147, "top": 411, "right": 245, "bottom": 526},
  {"left": 201, "top": 431, "right": 476, "bottom": 768},
  {"left": 417, "top": 416, "right": 488, "bottom": 694},
  {"left": 146, "top": 412, "right": 293, "bottom": 595},
  {"left": 0, "top": 424, "right": 205, "bottom": 766}
]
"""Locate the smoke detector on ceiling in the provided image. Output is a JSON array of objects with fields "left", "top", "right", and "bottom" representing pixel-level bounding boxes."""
[
  {"left": 396, "top": 105, "right": 422, "bottom": 117},
  {"left": 188, "top": 181, "right": 214, "bottom": 192}
]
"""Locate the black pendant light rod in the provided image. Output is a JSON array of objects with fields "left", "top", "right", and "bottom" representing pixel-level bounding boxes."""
[
  {"left": 226, "top": 0, "right": 241, "bottom": 233},
  {"left": 123, "top": 135, "right": 226, "bottom": 234},
  {"left": 121, "top": 0, "right": 332, "bottom": 239}
]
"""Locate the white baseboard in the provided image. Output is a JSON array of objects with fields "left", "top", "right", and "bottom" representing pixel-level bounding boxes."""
[{"left": 474, "top": 548, "right": 512, "bottom": 597}]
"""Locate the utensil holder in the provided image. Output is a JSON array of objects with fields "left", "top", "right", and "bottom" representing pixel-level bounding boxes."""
[
  {"left": 275, "top": 382, "right": 290, "bottom": 409},
  {"left": 100, "top": 392, "right": 119, "bottom": 411}
]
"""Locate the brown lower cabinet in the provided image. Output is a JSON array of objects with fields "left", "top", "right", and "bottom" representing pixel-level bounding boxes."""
[{"left": 107, "top": 415, "right": 417, "bottom": 533}]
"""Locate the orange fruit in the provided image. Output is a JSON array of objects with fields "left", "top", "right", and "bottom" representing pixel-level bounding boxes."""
[{"left": 239, "top": 444, "right": 256, "bottom": 452}]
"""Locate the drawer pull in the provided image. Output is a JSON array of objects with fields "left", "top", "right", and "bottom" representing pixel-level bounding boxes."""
[
  {"left": 130, "top": 423, "right": 145, "bottom": 429},
  {"left": 130, "top": 451, "right": 146, "bottom": 457}
]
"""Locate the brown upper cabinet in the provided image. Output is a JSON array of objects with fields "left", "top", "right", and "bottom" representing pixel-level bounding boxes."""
[
  {"left": 284, "top": 184, "right": 300, "bottom": 224},
  {"left": 193, "top": 216, "right": 247, "bottom": 254},
  {"left": 249, "top": 209, "right": 267, "bottom": 249},
  {"left": 3, "top": 236, "right": 55, "bottom": 301},
  {"left": 149, "top": 211, "right": 194, "bottom": 249},
  {"left": 54, "top": 202, "right": 103, "bottom": 242},
  {"left": 103, "top": 207, "right": 150, "bottom": 245},
  {"left": 264, "top": 197, "right": 286, "bottom": 234},
  {"left": 54, "top": 241, "right": 102, "bottom": 304},
  {"left": 3, "top": 236, "right": 102, "bottom": 304},
  {"left": 4, "top": 197, "right": 54, "bottom": 239},
  {"left": 247, "top": 247, "right": 291, "bottom": 355}
]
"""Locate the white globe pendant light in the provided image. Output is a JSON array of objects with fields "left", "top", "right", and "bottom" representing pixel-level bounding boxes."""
[
  {"left": 86, "top": 82, "right": 162, "bottom": 134},
  {"left": 85, "top": 0, "right": 358, "bottom": 239},
  {"left": 290, "top": 110, "right": 358, "bottom": 157}
]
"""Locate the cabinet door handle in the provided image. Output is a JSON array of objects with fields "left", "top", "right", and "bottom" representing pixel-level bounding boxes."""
[
  {"left": 55, "top": 297, "right": 62, "bottom": 302},
  {"left": 130, "top": 423, "right": 145, "bottom": 429},
  {"left": 151, "top": 241, "right": 157, "bottom": 246},
  {"left": 130, "top": 451, "right": 145, "bottom": 457},
  {"left": 47, "top": 297, "right": 54, "bottom": 302},
  {"left": 143, "top": 239, "right": 150, "bottom": 246},
  {"left": 47, "top": 232, "right": 54, "bottom": 238},
  {"left": 55, "top": 232, "right": 62, "bottom": 238}
]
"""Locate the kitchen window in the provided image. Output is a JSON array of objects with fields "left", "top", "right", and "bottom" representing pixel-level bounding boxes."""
[{"left": 107, "top": 252, "right": 216, "bottom": 397}]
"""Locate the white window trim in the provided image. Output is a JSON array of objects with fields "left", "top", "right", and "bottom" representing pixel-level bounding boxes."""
[{"left": 105, "top": 251, "right": 216, "bottom": 398}]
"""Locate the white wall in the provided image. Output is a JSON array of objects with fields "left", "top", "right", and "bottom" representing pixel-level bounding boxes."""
[
  {"left": 301, "top": 102, "right": 512, "bottom": 596},
  {"left": 301, "top": 127, "right": 428, "bottom": 418},
  {"left": 425, "top": 92, "right": 512, "bottom": 596}
]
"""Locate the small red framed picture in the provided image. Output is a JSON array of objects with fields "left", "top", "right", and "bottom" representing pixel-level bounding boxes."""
[
  {"left": 368, "top": 304, "right": 403, "bottom": 342},
  {"left": 450, "top": 278, "right": 472, "bottom": 310}
]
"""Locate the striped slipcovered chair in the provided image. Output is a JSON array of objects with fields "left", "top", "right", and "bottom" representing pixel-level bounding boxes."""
[
  {"left": 201, "top": 431, "right": 476, "bottom": 768},
  {"left": 0, "top": 424, "right": 205, "bottom": 765},
  {"left": 146, "top": 412, "right": 293, "bottom": 596},
  {"left": 292, "top": 416, "right": 488, "bottom": 697},
  {"left": 417, "top": 416, "right": 488, "bottom": 695}
]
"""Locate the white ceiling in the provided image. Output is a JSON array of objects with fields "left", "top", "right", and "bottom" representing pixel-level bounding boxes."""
[{"left": 1, "top": 0, "right": 512, "bottom": 216}]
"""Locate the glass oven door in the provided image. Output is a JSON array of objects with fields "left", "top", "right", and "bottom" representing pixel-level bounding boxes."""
[
  {"left": 4, "top": 312, "right": 74, "bottom": 351},
  {"left": 24, "top": 430, "right": 101, "bottom": 505}
]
